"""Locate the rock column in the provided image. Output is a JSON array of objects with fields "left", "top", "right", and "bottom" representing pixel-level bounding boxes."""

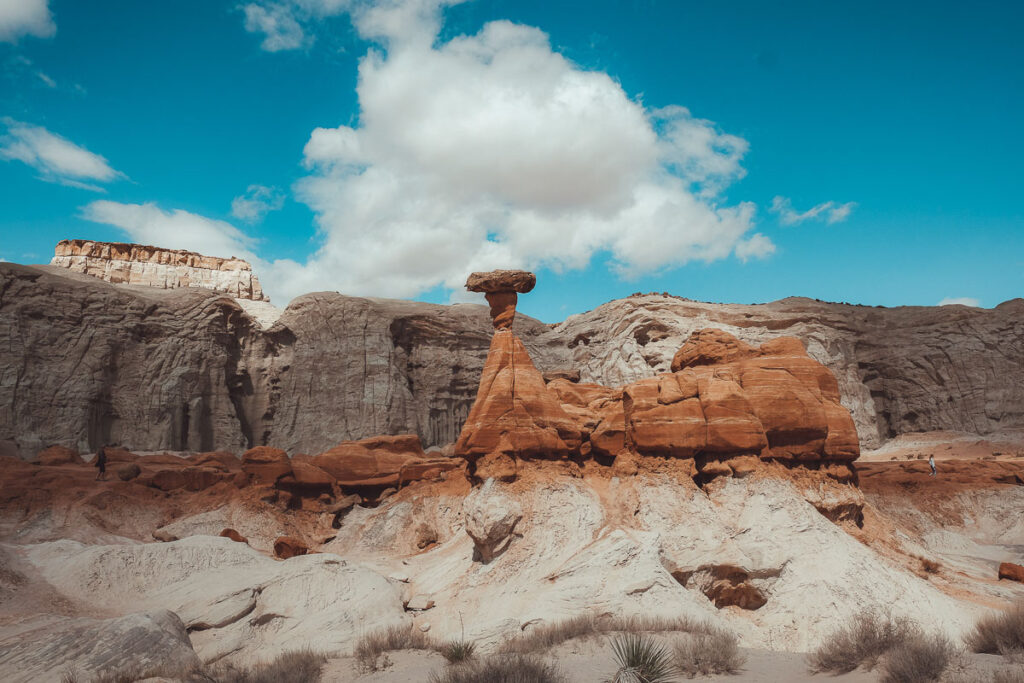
[{"left": 465, "top": 270, "right": 537, "bottom": 330}]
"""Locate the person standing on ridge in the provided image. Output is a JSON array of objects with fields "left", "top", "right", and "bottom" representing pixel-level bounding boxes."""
[
  {"left": 94, "top": 444, "right": 108, "bottom": 481},
  {"left": 929, "top": 454, "right": 937, "bottom": 477}
]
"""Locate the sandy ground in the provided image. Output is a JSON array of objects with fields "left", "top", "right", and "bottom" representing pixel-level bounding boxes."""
[
  {"left": 859, "top": 429, "right": 1024, "bottom": 462},
  {"left": 322, "top": 638, "right": 1014, "bottom": 682}
]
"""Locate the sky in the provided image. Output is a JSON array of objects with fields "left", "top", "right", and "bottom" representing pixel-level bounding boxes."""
[{"left": 1, "top": 0, "right": 1022, "bottom": 323}]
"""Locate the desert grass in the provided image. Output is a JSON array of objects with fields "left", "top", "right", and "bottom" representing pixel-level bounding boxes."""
[
  {"left": 879, "top": 632, "right": 953, "bottom": 683},
  {"left": 967, "top": 603, "right": 1024, "bottom": 655},
  {"left": 994, "top": 666, "right": 1024, "bottom": 683},
  {"left": 916, "top": 556, "right": 941, "bottom": 575},
  {"left": 355, "top": 623, "right": 437, "bottom": 671},
  {"left": 428, "top": 654, "right": 567, "bottom": 683},
  {"left": 208, "top": 648, "right": 329, "bottom": 683},
  {"left": 500, "top": 614, "right": 713, "bottom": 654},
  {"left": 674, "top": 628, "right": 746, "bottom": 678},
  {"left": 438, "top": 639, "right": 477, "bottom": 663},
  {"left": 807, "top": 610, "right": 921, "bottom": 673},
  {"left": 606, "top": 633, "right": 675, "bottom": 683}
]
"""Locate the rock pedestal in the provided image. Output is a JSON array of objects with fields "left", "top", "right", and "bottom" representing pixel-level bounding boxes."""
[{"left": 465, "top": 269, "right": 536, "bottom": 330}]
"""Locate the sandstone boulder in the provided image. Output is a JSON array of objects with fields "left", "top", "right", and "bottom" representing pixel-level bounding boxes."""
[
  {"left": 241, "top": 447, "right": 292, "bottom": 485},
  {"left": 273, "top": 536, "right": 309, "bottom": 560},
  {"left": 464, "top": 479, "right": 523, "bottom": 563},
  {"left": 116, "top": 463, "right": 141, "bottom": 481},
  {"left": 219, "top": 528, "right": 248, "bottom": 544},
  {"left": 998, "top": 562, "right": 1024, "bottom": 583},
  {"left": 313, "top": 434, "right": 456, "bottom": 488}
]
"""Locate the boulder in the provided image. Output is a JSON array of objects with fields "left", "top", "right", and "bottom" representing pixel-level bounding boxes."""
[
  {"left": 313, "top": 435, "right": 456, "bottom": 488},
  {"left": 273, "top": 536, "right": 309, "bottom": 560},
  {"left": 465, "top": 270, "right": 537, "bottom": 294},
  {"left": 116, "top": 463, "right": 141, "bottom": 481},
  {"left": 0, "top": 610, "right": 200, "bottom": 683},
  {"left": 241, "top": 447, "right": 292, "bottom": 485},
  {"left": 455, "top": 330, "right": 582, "bottom": 463},
  {"left": 35, "top": 445, "right": 84, "bottom": 466},
  {"left": 998, "top": 562, "right": 1024, "bottom": 583},
  {"left": 219, "top": 528, "right": 248, "bottom": 544},
  {"left": 464, "top": 479, "right": 523, "bottom": 563},
  {"left": 671, "top": 328, "right": 755, "bottom": 370},
  {"left": 406, "top": 594, "right": 435, "bottom": 611}
]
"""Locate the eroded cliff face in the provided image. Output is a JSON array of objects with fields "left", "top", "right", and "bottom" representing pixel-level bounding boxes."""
[
  {"left": 50, "top": 239, "right": 269, "bottom": 302},
  {"left": 2, "top": 263, "right": 1022, "bottom": 458},
  {"left": 0, "top": 263, "right": 569, "bottom": 458}
]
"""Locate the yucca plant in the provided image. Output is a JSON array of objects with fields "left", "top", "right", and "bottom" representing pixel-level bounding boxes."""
[{"left": 606, "top": 633, "right": 675, "bottom": 683}]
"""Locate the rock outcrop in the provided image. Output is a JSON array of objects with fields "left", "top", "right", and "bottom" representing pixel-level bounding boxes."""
[
  {"left": 3, "top": 256, "right": 1023, "bottom": 457},
  {"left": 51, "top": 239, "right": 269, "bottom": 301},
  {"left": 312, "top": 434, "right": 458, "bottom": 488},
  {"left": 465, "top": 269, "right": 536, "bottom": 330}
]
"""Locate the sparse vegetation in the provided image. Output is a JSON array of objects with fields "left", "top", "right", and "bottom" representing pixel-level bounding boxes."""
[
  {"left": 428, "top": 655, "right": 566, "bottom": 683},
  {"left": 500, "top": 614, "right": 712, "bottom": 654},
  {"left": 208, "top": 648, "right": 329, "bottom": 683},
  {"left": 880, "top": 632, "right": 953, "bottom": 683},
  {"left": 967, "top": 603, "right": 1024, "bottom": 655},
  {"left": 807, "top": 610, "right": 921, "bottom": 673},
  {"left": 439, "top": 639, "right": 477, "bottom": 663},
  {"left": 917, "top": 556, "right": 941, "bottom": 575},
  {"left": 606, "top": 634, "right": 674, "bottom": 683},
  {"left": 994, "top": 667, "right": 1024, "bottom": 683},
  {"left": 673, "top": 628, "right": 746, "bottom": 678},
  {"left": 355, "top": 624, "right": 436, "bottom": 671},
  {"left": 59, "top": 667, "right": 81, "bottom": 683}
]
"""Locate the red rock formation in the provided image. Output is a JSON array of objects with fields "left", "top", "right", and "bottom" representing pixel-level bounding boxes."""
[
  {"left": 998, "top": 562, "right": 1024, "bottom": 583},
  {"left": 455, "top": 330, "right": 583, "bottom": 465},
  {"left": 220, "top": 528, "right": 248, "bottom": 544},
  {"left": 465, "top": 269, "right": 536, "bottom": 330},
  {"left": 241, "top": 447, "right": 292, "bottom": 485},
  {"left": 35, "top": 446, "right": 84, "bottom": 466},
  {"left": 273, "top": 536, "right": 309, "bottom": 559},
  {"left": 313, "top": 434, "right": 457, "bottom": 488}
]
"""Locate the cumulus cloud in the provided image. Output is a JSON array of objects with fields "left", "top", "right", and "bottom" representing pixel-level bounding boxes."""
[
  {"left": 0, "top": 118, "right": 123, "bottom": 191},
  {"left": 81, "top": 201, "right": 257, "bottom": 261},
  {"left": 252, "top": 1, "right": 772, "bottom": 302},
  {"left": 231, "top": 184, "right": 285, "bottom": 222},
  {"left": 770, "top": 196, "right": 856, "bottom": 226},
  {"left": 938, "top": 297, "right": 980, "bottom": 308},
  {"left": 0, "top": 0, "right": 55, "bottom": 42},
  {"left": 241, "top": 2, "right": 310, "bottom": 51}
]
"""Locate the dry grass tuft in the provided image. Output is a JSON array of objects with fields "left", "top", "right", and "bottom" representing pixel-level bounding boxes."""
[
  {"left": 994, "top": 667, "right": 1024, "bottom": 683},
  {"left": 674, "top": 628, "right": 746, "bottom": 678},
  {"left": 807, "top": 611, "right": 921, "bottom": 674},
  {"left": 210, "top": 648, "right": 329, "bottom": 683},
  {"left": 500, "top": 614, "right": 712, "bottom": 654},
  {"left": 355, "top": 624, "right": 436, "bottom": 671},
  {"left": 967, "top": 603, "right": 1024, "bottom": 655},
  {"left": 439, "top": 639, "right": 477, "bottom": 663},
  {"left": 428, "top": 654, "right": 566, "bottom": 683},
  {"left": 916, "top": 556, "right": 941, "bottom": 575},
  {"left": 880, "top": 632, "right": 953, "bottom": 683}
]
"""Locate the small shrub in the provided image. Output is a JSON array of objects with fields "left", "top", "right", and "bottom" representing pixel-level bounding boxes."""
[
  {"left": 428, "top": 655, "right": 566, "bottom": 683},
  {"left": 438, "top": 639, "right": 477, "bottom": 663},
  {"left": 674, "top": 628, "right": 745, "bottom": 677},
  {"left": 917, "top": 557, "right": 941, "bottom": 575},
  {"left": 967, "top": 603, "right": 1024, "bottom": 654},
  {"left": 881, "top": 632, "right": 953, "bottom": 683},
  {"left": 355, "top": 624, "right": 435, "bottom": 671},
  {"left": 204, "top": 648, "right": 328, "bottom": 683},
  {"left": 500, "top": 614, "right": 711, "bottom": 654},
  {"left": 60, "top": 667, "right": 81, "bottom": 683},
  {"left": 606, "top": 633, "right": 674, "bottom": 683},
  {"left": 808, "top": 611, "right": 921, "bottom": 673}
]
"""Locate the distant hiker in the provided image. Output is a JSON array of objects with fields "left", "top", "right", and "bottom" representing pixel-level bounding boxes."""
[
  {"left": 929, "top": 454, "right": 937, "bottom": 477},
  {"left": 94, "top": 445, "right": 108, "bottom": 481}
]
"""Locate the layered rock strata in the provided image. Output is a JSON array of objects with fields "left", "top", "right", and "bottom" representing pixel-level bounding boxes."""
[
  {"left": 465, "top": 269, "right": 536, "bottom": 330},
  {"left": 50, "top": 239, "right": 269, "bottom": 302}
]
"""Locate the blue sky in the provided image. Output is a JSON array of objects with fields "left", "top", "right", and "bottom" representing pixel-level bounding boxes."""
[{"left": 1, "top": 0, "right": 1022, "bottom": 322}]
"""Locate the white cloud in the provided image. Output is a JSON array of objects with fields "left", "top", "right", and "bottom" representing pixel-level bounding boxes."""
[
  {"left": 0, "top": 0, "right": 55, "bottom": 42},
  {"left": 241, "top": 2, "right": 311, "bottom": 51},
  {"left": 231, "top": 184, "right": 285, "bottom": 222},
  {"left": 0, "top": 118, "right": 123, "bottom": 191},
  {"left": 36, "top": 70, "right": 56, "bottom": 87},
  {"left": 80, "top": 201, "right": 257, "bottom": 261},
  {"left": 257, "top": 2, "right": 772, "bottom": 301},
  {"left": 938, "top": 297, "right": 980, "bottom": 308},
  {"left": 770, "top": 196, "right": 856, "bottom": 226}
]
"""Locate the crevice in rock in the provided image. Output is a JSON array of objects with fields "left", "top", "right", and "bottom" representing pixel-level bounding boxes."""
[{"left": 671, "top": 564, "right": 781, "bottom": 610}]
